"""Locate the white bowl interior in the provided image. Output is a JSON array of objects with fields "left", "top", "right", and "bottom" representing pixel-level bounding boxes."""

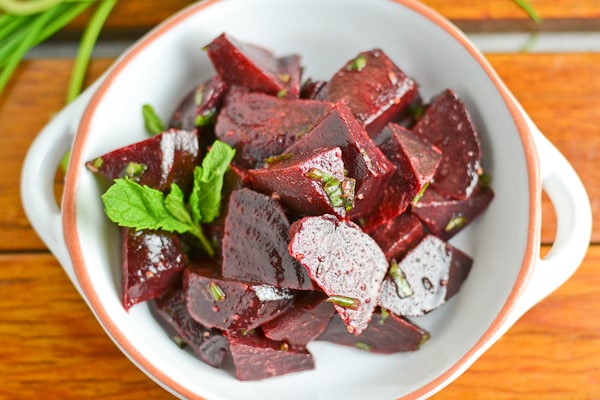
[{"left": 72, "top": 0, "right": 533, "bottom": 398}]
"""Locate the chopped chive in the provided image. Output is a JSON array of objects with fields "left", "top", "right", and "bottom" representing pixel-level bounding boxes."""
[
  {"left": 347, "top": 54, "right": 367, "bottom": 71},
  {"left": 142, "top": 104, "right": 165, "bottom": 135},
  {"left": 445, "top": 214, "right": 468, "bottom": 232},
  {"left": 276, "top": 89, "right": 287, "bottom": 98},
  {"left": 172, "top": 335, "right": 187, "bottom": 349},
  {"left": 411, "top": 181, "right": 430, "bottom": 205},
  {"left": 264, "top": 153, "right": 293, "bottom": 164},
  {"left": 209, "top": 282, "right": 225, "bottom": 302},
  {"left": 326, "top": 295, "right": 360, "bottom": 310},
  {"left": 123, "top": 162, "right": 146, "bottom": 179},
  {"left": 194, "top": 108, "right": 217, "bottom": 127},
  {"left": 354, "top": 341, "right": 372, "bottom": 351},
  {"left": 389, "top": 259, "right": 414, "bottom": 298},
  {"left": 379, "top": 308, "right": 390, "bottom": 325},
  {"left": 306, "top": 167, "right": 355, "bottom": 211}
]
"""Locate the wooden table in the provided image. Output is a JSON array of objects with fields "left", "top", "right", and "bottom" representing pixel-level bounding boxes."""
[{"left": 1, "top": 1, "right": 599, "bottom": 398}]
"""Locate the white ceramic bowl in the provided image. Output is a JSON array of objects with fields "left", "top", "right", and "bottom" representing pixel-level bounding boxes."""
[{"left": 22, "top": 0, "right": 592, "bottom": 398}]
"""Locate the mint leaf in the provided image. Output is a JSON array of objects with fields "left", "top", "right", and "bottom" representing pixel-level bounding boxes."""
[
  {"left": 189, "top": 140, "right": 236, "bottom": 224},
  {"left": 164, "top": 183, "right": 194, "bottom": 226},
  {"left": 142, "top": 103, "right": 165, "bottom": 136},
  {"left": 101, "top": 179, "right": 190, "bottom": 233}
]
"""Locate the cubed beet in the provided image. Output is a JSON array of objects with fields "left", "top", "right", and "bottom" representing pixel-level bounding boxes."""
[
  {"left": 215, "top": 89, "right": 332, "bottom": 168},
  {"left": 317, "top": 310, "right": 429, "bottom": 354},
  {"left": 284, "top": 102, "right": 395, "bottom": 220},
  {"left": 369, "top": 212, "right": 426, "bottom": 262},
  {"left": 378, "top": 235, "right": 473, "bottom": 317},
  {"left": 121, "top": 228, "right": 187, "bottom": 311},
  {"left": 227, "top": 330, "right": 314, "bottom": 381},
  {"left": 360, "top": 123, "right": 442, "bottom": 232},
  {"left": 153, "top": 288, "right": 229, "bottom": 368},
  {"left": 247, "top": 147, "right": 352, "bottom": 218},
  {"left": 261, "top": 291, "right": 335, "bottom": 347},
  {"left": 412, "top": 89, "right": 482, "bottom": 200},
  {"left": 86, "top": 129, "right": 200, "bottom": 193},
  {"left": 288, "top": 215, "right": 389, "bottom": 335},
  {"left": 206, "top": 33, "right": 301, "bottom": 98},
  {"left": 221, "top": 188, "right": 314, "bottom": 290},
  {"left": 316, "top": 49, "right": 419, "bottom": 136},
  {"left": 412, "top": 184, "right": 494, "bottom": 241},
  {"left": 184, "top": 265, "right": 294, "bottom": 331}
]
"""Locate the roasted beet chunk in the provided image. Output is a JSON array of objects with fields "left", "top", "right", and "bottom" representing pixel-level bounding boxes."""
[
  {"left": 247, "top": 147, "right": 353, "bottom": 218},
  {"left": 153, "top": 288, "right": 229, "bottom": 368},
  {"left": 284, "top": 102, "right": 395, "bottom": 220},
  {"left": 316, "top": 49, "right": 419, "bottom": 136},
  {"left": 206, "top": 33, "right": 301, "bottom": 98},
  {"left": 378, "top": 235, "right": 473, "bottom": 317},
  {"left": 412, "top": 89, "right": 482, "bottom": 200},
  {"left": 121, "top": 228, "right": 187, "bottom": 310},
  {"left": 86, "top": 129, "right": 200, "bottom": 193},
  {"left": 222, "top": 188, "right": 313, "bottom": 290},
  {"left": 361, "top": 123, "right": 442, "bottom": 232},
  {"left": 288, "top": 215, "right": 389, "bottom": 335},
  {"left": 412, "top": 184, "right": 494, "bottom": 241},
  {"left": 184, "top": 265, "right": 294, "bottom": 331},
  {"left": 227, "top": 329, "right": 314, "bottom": 381},
  {"left": 370, "top": 212, "right": 426, "bottom": 262},
  {"left": 261, "top": 291, "right": 335, "bottom": 347},
  {"left": 317, "top": 310, "right": 429, "bottom": 354},
  {"left": 215, "top": 89, "right": 332, "bottom": 168}
]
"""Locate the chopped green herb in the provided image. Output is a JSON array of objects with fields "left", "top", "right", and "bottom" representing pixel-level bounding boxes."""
[
  {"left": 277, "top": 73, "right": 290, "bottom": 83},
  {"left": 142, "top": 103, "right": 165, "bottom": 135},
  {"left": 354, "top": 341, "right": 372, "bottom": 351},
  {"left": 209, "top": 282, "right": 225, "bottom": 302},
  {"left": 409, "top": 103, "right": 425, "bottom": 120},
  {"left": 326, "top": 295, "right": 360, "bottom": 310},
  {"left": 411, "top": 181, "right": 430, "bottom": 205},
  {"left": 194, "top": 84, "right": 205, "bottom": 106},
  {"left": 276, "top": 89, "right": 287, "bottom": 98},
  {"left": 389, "top": 259, "right": 414, "bottom": 298},
  {"left": 379, "top": 308, "right": 390, "bottom": 325},
  {"left": 418, "top": 332, "right": 431, "bottom": 348},
  {"left": 90, "top": 156, "right": 103, "bottom": 170},
  {"left": 264, "top": 153, "right": 294, "bottom": 164},
  {"left": 478, "top": 172, "right": 492, "bottom": 188},
  {"left": 306, "top": 167, "right": 355, "bottom": 211},
  {"left": 172, "top": 335, "right": 187, "bottom": 349},
  {"left": 123, "top": 161, "right": 146, "bottom": 179},
  {"left": 445, "top": 214, "right": 468, "bottom": 232},
  {"left": 347, "top": 54, "right": 367, "bottom": 71},
  {"left": 194, "top": 108, "right": 217, "bottom": 127}
]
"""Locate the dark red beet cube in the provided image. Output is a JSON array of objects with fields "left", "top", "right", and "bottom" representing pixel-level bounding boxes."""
[
  {"left": 184, "top": 265, "right": 294, "bottom": 331},
  {"left": 412, "top": 184, "right": 494, "bottom": 241},
  {"left": 284, "top": 102, "right": 395, "bottom": 220},
  {"left": 215, "top": 89, "right": 332, "bottom": 168},
  {"left": 316, "top": 49, "right": 419, "bottom": 136},
  {"left": 86, "top": 129, "right": 200, "bottom": 193},
  {"left": 369, "top": 212, "right": 426, "bottom": 262},
  {"left": 378, "top": 235, "right": 473, "bottom": 317},
  {"left": 360, "top": 123, "right": 442, "bottom": 232},
  {"left": 412, "top": 89, "right": 482, "bottom": 200},
  {"left": 121, "top": 228, "right": 187, "bottom": 310},
  {"left": 247, "top": 146, "right": 351, "bottom": 218},
  {"left": 206, "top": 33, "right": 301, "bottom": 98},
  {"left": 227, "top": 330, "right": 314, "bottom": 381},
  {"left": 317, "top": 310, "right": 429, "bottom": 354},
  {"left": 222, "top": 188, "right": 313, "bottom": 290},
  {"left": 288, "top": 215, "right": 389, "bottom": 335},
  {"left": 261, "top": 291, "right": 335, "bottom": 347},
  {"left": 153, "top": 288, "right": 229, "bottom": 368}
]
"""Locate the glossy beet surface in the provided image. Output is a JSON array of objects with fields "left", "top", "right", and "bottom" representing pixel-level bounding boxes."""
[{"left": 370, "top": 212, "right": 426, "bottom": 262}]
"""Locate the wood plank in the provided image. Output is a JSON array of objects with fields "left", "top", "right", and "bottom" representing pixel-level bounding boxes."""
[
  {"left": 3, "top": 54, "right": 598, "bottom": 251},
  {"left": 0, "top": 246, "right": 597, "bottom": 399}
]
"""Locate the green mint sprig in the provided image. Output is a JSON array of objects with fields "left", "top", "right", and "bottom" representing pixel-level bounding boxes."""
[{"left": 100, "top": 140, "right": 236, "bottom": 257}]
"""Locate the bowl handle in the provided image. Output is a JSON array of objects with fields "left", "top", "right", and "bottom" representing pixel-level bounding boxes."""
[
  {"left": 20, "top": 83, "right": 99, "bottom": 294},
  {"left": 511, "top": 121, "right": 592, "bottom": 322}
]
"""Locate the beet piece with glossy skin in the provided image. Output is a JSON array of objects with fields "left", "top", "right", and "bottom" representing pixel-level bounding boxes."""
[
  {"left": 184, "top": 265, "right": 294, "bottom": 331},
  {"left": 288, "top": 215, "right": 389, "bottom": 335},
  {"left": 316, "top": 49, "right": 419, "bottom": 136},
  {"left": 284, "top": 102, "right": 395, "bottom": 220},
  {"left": 247, "top": 146, "right": 352, "bottom": 218},
  {"left": 222, "top": 188, "right": 313, "bottom": 290},
  {"left": 215, "top": 89, "right": 332, "bottom": 168},
  {"left": 369, "top": 212, "right": 426, "bottom": 262},
  {"left": 261, "top": 291, "right": 335, "bottom": 347},
  {"left": 360, "top": 123, "right": 442, "bottom": 232},
  {"left": 317, "top": 310, "right": 429, "bottom": 354},
  {"left": 153, "top": 288, "right": 229, "bottom": 368},
  {"left": 121, "top": 228, "right": 187, "bottom": 310},
  {"left": 412, "top": 184, "right": 494, "bottom": 241},
  {"left": 227, "top": 329, "right": 314, "bottom": 381},
  {"left": 378, "top": 235, "right": 473, "bottom": 317},
  {"left": 86, "top": 129, "right": 200, "bottom": 193},
  {"left": 206, "top": 33, "right": 301, "bottom": 98},
  {"left": 412, "top": 89, "right": 482, "bottom": 200}
]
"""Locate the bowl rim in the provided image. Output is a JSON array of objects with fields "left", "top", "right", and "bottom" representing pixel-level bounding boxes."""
[{"left": 62, "top": 0, "right": 541, "bottom": 398}]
